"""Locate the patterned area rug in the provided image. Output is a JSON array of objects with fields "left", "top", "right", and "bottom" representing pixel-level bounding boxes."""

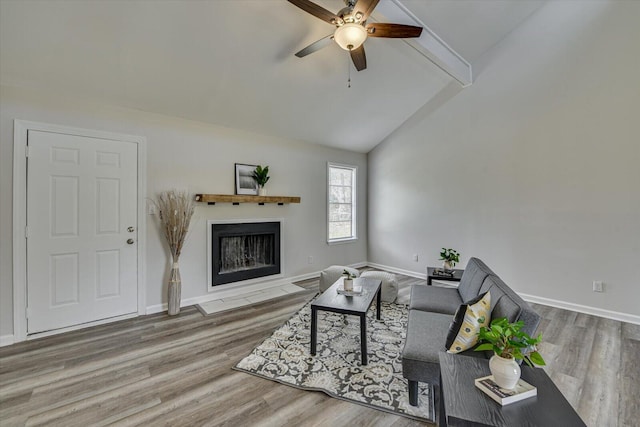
[{"left": 234, "top": 298, "right": 434, "bottom": 423}]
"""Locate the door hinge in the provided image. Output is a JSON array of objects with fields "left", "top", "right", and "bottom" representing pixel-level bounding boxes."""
[
  {"left": 26, "top": 306, "right": 32, "bottom": 319},
  {"left": 25, "top": 226, "right": 30, "bottom": 239},
  {"left": 25, "top": 145, "right": 30, "bottom": 158}
]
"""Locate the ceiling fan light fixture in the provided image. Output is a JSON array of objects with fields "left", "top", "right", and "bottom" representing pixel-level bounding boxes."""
[{"left": 334, "top": 23, "right": 367, "bottom": 51}]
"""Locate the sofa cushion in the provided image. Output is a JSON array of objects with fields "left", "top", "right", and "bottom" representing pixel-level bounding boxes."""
[
  {"left": 492, "top": 294, "right": 522, "bottom": 324},
  {"left": 479, "top": 275, "right": 541, "bottom": 337},
  {"left": 401, "top": 310, "right": 452, "bottom": 384},
  {"left": 479, "top": 275, "right": 506, "bottom": 311},
  {"left": 409, "top": 284, "right": 463, "bottom": 315},
  {"left": 458, "top": 258, "right": 496, "bottom": 302},
  {"left": 445, "top": 292, "right": 491, "bottom": 353}
]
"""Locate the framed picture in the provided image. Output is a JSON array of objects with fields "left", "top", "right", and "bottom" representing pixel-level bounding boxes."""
[{"left": 235, "top": 163, "right": 258, "bottom": 195}]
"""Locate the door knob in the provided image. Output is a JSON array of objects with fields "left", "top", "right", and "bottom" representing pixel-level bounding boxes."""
[
  {"left": 127, "top": 239, "right": 134, "bottom": 245},
  {"left": 128, "top": 226, "right": 135, "bottom": 232}
]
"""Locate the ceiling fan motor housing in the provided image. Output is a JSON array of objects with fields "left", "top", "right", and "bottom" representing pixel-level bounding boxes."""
[
  {"left": 333, "top": 3, "right": 367, "bottom": 51},
  {"left": 334, "top": 23, "right": 367, "bottom": 51}
]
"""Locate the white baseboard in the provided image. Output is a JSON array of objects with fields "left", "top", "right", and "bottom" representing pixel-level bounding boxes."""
[
  {"left": 519, "top": 293, "right": 640, "bottom": 326},
  {"left": 349, "top": 261, "right": 369, "bottom": 269},
  {"left": 288, "top": 270, "right": 322, "bottom": 283},
  {"left": 146, "top": 269, "right": 326, "bottom": 315},
  {"left": 366, "top": 262, "right": 427, "bottom": 280},
  {"left": 144, "top": 303, "right": 168, "bottom": 315},
  {"left": 0, "top": 334, "right": 15, "bottom": 347}
]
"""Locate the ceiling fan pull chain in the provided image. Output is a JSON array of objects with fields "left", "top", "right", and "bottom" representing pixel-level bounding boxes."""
[{"left": 347, "top": 54, "right": 351, "bottom": 88}]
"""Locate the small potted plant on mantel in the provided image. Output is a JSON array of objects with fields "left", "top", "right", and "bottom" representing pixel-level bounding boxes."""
[
  {"left": 252, "top": 165, "right": 270, "bottom": 196},
  {"left": 475, "top": 317, "right": 546, "bottom": 389},
  {"left": 439, "top": 248, "right": 460, "bottom": 271}
]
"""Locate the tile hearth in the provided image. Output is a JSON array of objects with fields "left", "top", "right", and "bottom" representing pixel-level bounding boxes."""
[{"left": 197, "top": 283, "right": 305, "bottom": 315}]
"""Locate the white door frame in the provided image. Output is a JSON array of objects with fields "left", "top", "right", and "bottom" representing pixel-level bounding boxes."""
[{"left": 12, "top": 120, "right": 147, "bottom": 342}]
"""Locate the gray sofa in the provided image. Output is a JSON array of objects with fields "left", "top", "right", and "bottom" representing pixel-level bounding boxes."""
[{"left": 401, "top": 257, "right": 541, "bottom": 406}]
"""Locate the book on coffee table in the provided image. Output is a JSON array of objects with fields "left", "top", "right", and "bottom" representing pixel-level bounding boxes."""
[
  {"left": 474, "top": 375, "right": 537, "bottom": 405},
  {"left": 432, "top": 268, "right": 455, "bottom": 277},
  {"left": 337, "top": 283, "right": 363, "bottom": 296}
]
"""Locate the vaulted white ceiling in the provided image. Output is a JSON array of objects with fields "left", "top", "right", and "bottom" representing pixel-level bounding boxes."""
[{"left": 0, "top": 0, "right": 544, "bottom": 152}]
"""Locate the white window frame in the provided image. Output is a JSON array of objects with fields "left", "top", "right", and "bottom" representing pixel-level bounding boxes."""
[{"left": 327, "top": 162, "right": 357, "bottom": 244}]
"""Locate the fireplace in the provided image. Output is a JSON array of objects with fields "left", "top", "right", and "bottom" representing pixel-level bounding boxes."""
[{"left": 209, "top": 221, "right": 281, "bottom": 286}]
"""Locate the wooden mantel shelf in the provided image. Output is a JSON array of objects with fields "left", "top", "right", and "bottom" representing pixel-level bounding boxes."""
[{"left": 194, "top": 194, "right": 301, "bottom": 205}]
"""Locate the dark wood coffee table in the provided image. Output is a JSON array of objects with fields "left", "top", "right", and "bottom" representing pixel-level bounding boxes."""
[
  {"left": 438, "top": 352, "right": 586, "bottom": 427},
  {"left": 310, "top": 277, "right": 382, "bottom": 365}
]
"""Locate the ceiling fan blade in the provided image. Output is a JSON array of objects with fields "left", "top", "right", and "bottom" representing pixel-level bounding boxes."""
[
  {"left": 350, "top": 45, "right": 367, "bottom": 71},
  {"left": 366, "top": 23, "right": 423, "bottom": 38},
  {"left": 295, "top": 35, "right": 334, "bottom": 58},
  {"left": 287, "top": 0, "right": 340, "bottom": 25},
  {"left": 353, "top": 0, "right": 380, "bottom": 22}
]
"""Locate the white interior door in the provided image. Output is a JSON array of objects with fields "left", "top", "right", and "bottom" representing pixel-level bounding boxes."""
[{"left": 26, "top": 130, "right": 138, "bottom": 334}]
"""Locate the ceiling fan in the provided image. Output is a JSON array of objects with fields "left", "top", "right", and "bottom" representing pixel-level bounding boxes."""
[{"left": 288, "top": 0, "right": 423, "bottom": 71}]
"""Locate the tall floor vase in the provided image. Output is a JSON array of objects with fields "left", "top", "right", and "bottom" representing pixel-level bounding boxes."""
[{"left": 168, "top": 261, "right": 182, "bottom": 316}]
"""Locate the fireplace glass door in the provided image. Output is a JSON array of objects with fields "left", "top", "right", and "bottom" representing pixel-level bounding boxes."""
[{"left": 211, "top": 222, "right": 281, "bottom": 286}]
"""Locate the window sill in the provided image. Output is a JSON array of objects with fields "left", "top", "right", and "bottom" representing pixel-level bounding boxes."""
[{"left": 327, "top": 237, "right": 358, "bottom": 245}]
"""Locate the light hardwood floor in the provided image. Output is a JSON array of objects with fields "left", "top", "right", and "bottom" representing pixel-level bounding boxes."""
[{"left": 1, "top": 273, "right": 638, "bottom": 426}]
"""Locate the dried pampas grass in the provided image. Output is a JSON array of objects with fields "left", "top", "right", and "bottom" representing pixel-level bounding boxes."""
[{"left": 155, "top": 190, "right": 195, "bottom": 261}]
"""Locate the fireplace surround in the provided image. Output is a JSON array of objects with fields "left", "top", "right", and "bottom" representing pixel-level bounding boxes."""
[{"left": 209, "top": 220, "right": 281, "bottom": 287}]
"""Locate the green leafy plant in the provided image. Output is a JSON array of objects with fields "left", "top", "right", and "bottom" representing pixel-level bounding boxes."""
[
  {"left": 252, "top": 165, "right": 270, "bottom": 188},
  {"left": 342, "top": 269, "right": 356, "bottom": 279},
  {"left": 439, "top": 248, "right": 460, "bottom": 266},
  {"left": 475, "top": 317, "right": 546, "bottom": 367}
]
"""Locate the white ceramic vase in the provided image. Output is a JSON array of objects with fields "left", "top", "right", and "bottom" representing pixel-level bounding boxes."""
[
  {"left": 489, "top": 354, "right": 521, "bottom": 389},
  {"left": 343, "top": 278, "right": 353, "bottom": 291},
  {"left": 258, "top": 187, "right": 267, "bottom": 196},
  {"left": 443, "top": 260, "right": 453, "bottom": 271}
]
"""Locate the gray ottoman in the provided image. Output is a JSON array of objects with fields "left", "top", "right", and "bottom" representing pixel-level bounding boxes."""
[
  {"left": 360, "top": 270, "right": 398, "bottom": 303},
  {"left": 319, "top": 265, "right": 360, "bottom": 292}
]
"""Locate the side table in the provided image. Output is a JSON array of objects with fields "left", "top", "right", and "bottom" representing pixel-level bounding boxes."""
[
  {"left": 438, "top": 352, "right": 586, "bottom": 427},
  {"left": 426, "top": 267, "right": 464, "bottom": 286}
]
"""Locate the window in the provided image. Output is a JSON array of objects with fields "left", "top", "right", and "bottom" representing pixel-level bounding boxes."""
[{"left": 327, "top": 163, "right": 357, "bottom": 243}]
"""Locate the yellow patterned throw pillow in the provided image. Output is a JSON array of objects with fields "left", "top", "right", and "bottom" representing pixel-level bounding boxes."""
[{"left": 445, "top": 292, "right": 491, "bottom": 354}]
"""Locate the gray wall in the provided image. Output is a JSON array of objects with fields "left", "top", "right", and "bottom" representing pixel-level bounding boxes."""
[
  {"left": 368, "top": 1, "right": 640, "bottom": 318},
  {"left": 0, "top": 85, "right": 367, "bottom": 338}
]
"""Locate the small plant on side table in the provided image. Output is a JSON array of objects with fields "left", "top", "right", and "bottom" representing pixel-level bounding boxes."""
[
  {"left": 439, "top": 248, "right": 460, "bottom": 271},
  {"left": 475, "top": 317, "right": 545, "bottom": 388}
]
